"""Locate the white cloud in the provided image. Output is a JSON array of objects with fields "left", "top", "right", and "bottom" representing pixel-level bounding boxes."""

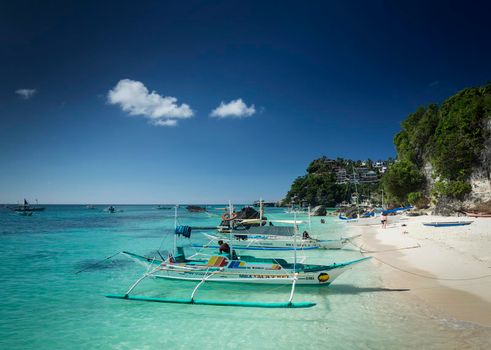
[
  {"left": 107, "top": 79, "right": 193, "bottom": 126},
  {"left": 16, "top": 88, "right": 37, "bottom": 99},
  {"left": 151, "top": 119, "right": 178, "bottom": 127},
  {"left": 210, "top": 98, "right": 256, "bottom": 118}
]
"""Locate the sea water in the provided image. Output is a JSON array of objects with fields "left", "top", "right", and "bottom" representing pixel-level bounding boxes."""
[{"left": 0, "top": 205, "right": 489, "bottom": 349}]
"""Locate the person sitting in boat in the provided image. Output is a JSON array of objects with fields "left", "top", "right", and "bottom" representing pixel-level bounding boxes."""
[
  {"left": 218, "top": 240, "right": 230, "bottom": 254},
  {"left": 302, "top": 231, "right": 311, "bottom": 239}
]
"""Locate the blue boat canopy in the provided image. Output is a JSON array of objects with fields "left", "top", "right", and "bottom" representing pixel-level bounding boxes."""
[
  {"left": 175, "top": 225, "right": 192, "bottom": 238},
  {"left": 382, "top": 205, "right": 413, "bottom": 215},
  {"left": 231, "top": 226, "right": 295, "bottom": 237}
]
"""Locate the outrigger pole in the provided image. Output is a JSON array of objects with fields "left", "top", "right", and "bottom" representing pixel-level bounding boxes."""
[{"left": 106, "top": 265, "right": 315, "bottom": 308}]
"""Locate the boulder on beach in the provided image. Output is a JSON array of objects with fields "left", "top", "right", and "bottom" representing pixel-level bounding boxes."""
[
  {"left": 220, "top": 206, "right": 267, "bottom": 227},
  {"left": 310, "top": 205, "right": 327, "bottom": 216}
]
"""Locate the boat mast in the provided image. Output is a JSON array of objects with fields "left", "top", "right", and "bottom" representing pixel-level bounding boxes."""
[
  {"left": 352, "top": 164, "right": 359, "bottom": 217},
  {"left": 259, "top": 197, "right": 263, "bottom": 225},
  {"left": 308, "top": 205, "right": 312, "bottom": 232},
  {"left": 293, "top": 211, "right": 297, "bottom": 272},
  {"left": 228, "top": 200, "right": 234, "bottom": 256},
  {"left": 173, "top": 205, "right": 178, "bottom": 256}
]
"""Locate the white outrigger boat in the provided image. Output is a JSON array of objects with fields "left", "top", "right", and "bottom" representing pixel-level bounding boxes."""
[
  {"left": 339, "top": 206, "right": 412, "bottom": 226},
  {"left": 210, "top": 203, "right": 349, "bottom": 251},
  {"left": 106, "top": 207, "right": 370, "bottom": 308},
  {"left": 195, "top": 222, "right": 348, "bottom": 251}
]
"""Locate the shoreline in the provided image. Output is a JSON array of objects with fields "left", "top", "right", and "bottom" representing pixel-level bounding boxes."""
[{"left": 347, "top": 215, "right": 491, "bottom": 328}]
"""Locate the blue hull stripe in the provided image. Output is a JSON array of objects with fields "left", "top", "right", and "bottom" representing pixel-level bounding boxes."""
[{"left": 192, "top": 244, "right": 320, "bottom": 251}]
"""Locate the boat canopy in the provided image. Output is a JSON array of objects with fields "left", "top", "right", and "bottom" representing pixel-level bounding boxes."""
[
  {"left": 269, "top": 220, "right": 304, "bottom": 224},
  {"left": 382, "top": 205, "right": 413, "bottom": 215},
  {"left": 175, "top": 225, "right": 192, "bottom": 238},
  {"left": 231, "top": 226, "right": 296, "bottom": 237},
  {"left": 236, "top": 219, "right": 304, "bottom": 225}
]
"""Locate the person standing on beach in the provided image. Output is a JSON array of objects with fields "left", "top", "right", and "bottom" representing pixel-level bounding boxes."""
[{"left": 381, "top": 212, "right": 388, "bottom": 229}]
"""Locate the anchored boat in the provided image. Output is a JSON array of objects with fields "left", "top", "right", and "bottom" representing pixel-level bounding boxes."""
[
  {"left": 10, "top": 199, "right": 45, "bottom": 212},
  {"left": 195, "top": 224, "right": 348, "bottom": 251}
]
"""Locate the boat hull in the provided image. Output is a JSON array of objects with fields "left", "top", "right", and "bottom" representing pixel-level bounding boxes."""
[
  {"left": 198, "top": 233, "right": 344, "bottom": 251},
  {"left": 423, "top": 221, "right": 473, "bottom": 227},
  {"left": 123, "top": 252, "right": 370, "bottom": 286},
  {"left": 341, "top": 214, "right": 403, "bottom": 226},
  {"left": 13, "top": 207, "right": 45, "bottom": 212},
  {"left": 151, "top": 266, "right": 345, "bottom": 285},
  {"left": 465, "top": 212, "right": 491, "bottom": 218}
]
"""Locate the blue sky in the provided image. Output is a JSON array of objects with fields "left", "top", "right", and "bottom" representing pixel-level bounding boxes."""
[{"left": 1, "top": 0, "right": 490, "bottom": 204}]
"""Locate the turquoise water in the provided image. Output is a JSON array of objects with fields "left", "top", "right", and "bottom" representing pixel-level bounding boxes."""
[{"left": 0, "top": 205, "right": 487, "bottom": 349}]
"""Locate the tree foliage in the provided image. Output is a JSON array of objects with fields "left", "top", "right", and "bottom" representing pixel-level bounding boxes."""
[
  {"left": 407, "top": 191, "right": 430, "bottom": 209},
  {"left": 389, "top": 83, "right": 491, "bottom": 202},
  {"left": 286, "top": 173, "right": 346, "bottom": 207},
  {"left": 431, "top": 85, "right": 491, "bottom": 181},
  {"left": 432, "top": 180, "right": 472, "bottom": 200},
  {"left": 286, "top": 158, "right": 381, "bottom": 207},
  {"left": 381, "top": 160, "right": 425, "bottom": 204}
]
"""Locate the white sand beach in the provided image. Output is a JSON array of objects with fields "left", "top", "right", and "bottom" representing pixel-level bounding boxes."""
[{"left": 349, "top": 215, "right": 491, "bottom": 327}]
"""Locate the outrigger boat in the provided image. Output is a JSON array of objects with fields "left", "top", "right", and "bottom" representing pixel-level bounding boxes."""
[
  {"left": 465, "top": 212, "right": 491, "bottom": 218},
  {"left": 195, "top": 222, "right": 348, "bottom": 251},
  {"left": 10, "top": 199, "right": 45, "bottom": 212},
  {"left": 423, "top": 221, "right": 473, "bottom": 227},
  {"left": 210, "top": 202, "right": 349, "bottom": 251},
  {"left": 339, "top": 206, "right": 412, "bottom": 226},
  {"left": 106, "top": 206, "right": 370, "bottom": 308}
]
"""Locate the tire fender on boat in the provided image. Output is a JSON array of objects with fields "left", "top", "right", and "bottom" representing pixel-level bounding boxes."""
[{"left": 222, "top": 212, "right": 238, "bottom": 221}]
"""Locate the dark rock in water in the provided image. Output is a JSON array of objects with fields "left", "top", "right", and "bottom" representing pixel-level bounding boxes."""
[
  {"left": 220, "top": 206, "right": 266, "bottom": 227},
  {"left": 236, "top": 207, "right": 262, "bottom": 220},
  {"left": 186, "top": 205, "right": 206, "bottom": 212},
  {"left": 310, "top": 205, "right": 327, "bottom": 216}
]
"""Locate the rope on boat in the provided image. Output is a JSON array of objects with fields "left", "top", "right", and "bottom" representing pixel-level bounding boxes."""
[
  {"left": 75, "top": 251, "right": 122, "bottom": 274},
  {"left": 347, "top": 237, "right": 491, "bottom": 281}
]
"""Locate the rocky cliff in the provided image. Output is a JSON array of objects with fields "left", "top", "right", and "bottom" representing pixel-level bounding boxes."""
[{"left": 384, "top": 83, "right": 491, "bottom": 215}]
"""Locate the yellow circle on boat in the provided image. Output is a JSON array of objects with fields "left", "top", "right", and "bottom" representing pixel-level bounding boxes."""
[{"left": 317, "top": 273, "right": 330, "bottom": 282}]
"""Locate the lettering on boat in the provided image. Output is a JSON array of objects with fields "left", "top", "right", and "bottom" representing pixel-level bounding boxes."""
[{"left": 239, "top": 274, "right": 290, "bottom": 279}]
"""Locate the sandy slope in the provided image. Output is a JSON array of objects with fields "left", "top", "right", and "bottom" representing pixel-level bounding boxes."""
[{"left": 348, "top": 215, "right": 491, "bottom": 327}]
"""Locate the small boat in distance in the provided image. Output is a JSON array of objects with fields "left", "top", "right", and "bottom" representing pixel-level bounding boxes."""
[
  {"left": 107, "top": 206, "right": 116, "bottom": 213},
  {"left": 10, "top": 199, "right": 45, "bottom": 212},
  {"left": 423, "top": 221, "right": 473, "bottom": 227},
  {"left": 186, "top": 205, "right": 206, "bottom": 213},
  {"left": 156, "top": 205, "right": 173, "bottom": 210}
]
